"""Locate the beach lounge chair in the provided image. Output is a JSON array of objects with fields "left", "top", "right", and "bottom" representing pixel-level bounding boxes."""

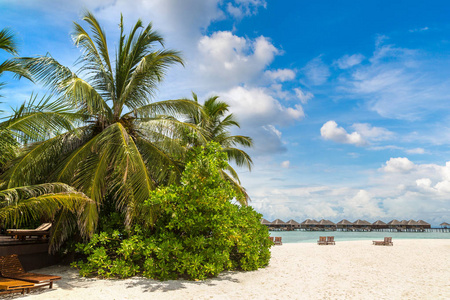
[
  {"left": 0, "top": 278, "right": 34, "bottom": 295},
  {"left": 0, "top": 254, "right": 61, "bottom": 289},
  {"left": 317, "top": 236, "right": 327, "bottom": 245},
  {"left": 326, "top": 236, "right": 335, "bottom": 245},
  {"left": 372, "top": 237, "right": 393, "bottom": 246},
  {"left": 274, "top": 237, "right": 282, "bottom": 245},
  {"left": 269, "top": 236, "right": 275, "bottom": 243},
  {"left": 6, "top": 223, "right": 52, "bottom": 240}
]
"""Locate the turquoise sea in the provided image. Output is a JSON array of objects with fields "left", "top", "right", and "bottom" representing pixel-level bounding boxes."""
[{"left": 269, "top": 230, "right": 450, "bottom": 243}]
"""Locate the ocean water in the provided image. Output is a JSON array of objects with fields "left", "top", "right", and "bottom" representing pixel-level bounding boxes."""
[{"left": 269, "top": 230, "right": 450, "bottom": 243}]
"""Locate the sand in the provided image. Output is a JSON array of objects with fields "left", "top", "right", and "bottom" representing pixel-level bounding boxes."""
[{"left": 3, "top": 239, "right": 449, "bottom": 300}]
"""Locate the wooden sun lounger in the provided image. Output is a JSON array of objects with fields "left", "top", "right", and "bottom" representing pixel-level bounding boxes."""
[
  {"left": 269, "top": 236, "right": 275, "bottom": 243},
  {"left": 274, "top": 237, "right": 282, "bottom": 245},
  {"left": 317, "top": 236, "right": 327, "bottom": 245},
  {"left": 0, "top": 278, "right": 34, "bottom": 295},
  {"left": 6, "top": 223, "right": 52, "bottom": 240},
  {"left": 372, "top": 237, "right": 393, "bottom": 246},
  {"left": 0, "top": 254, "right": 61, "bottom": 289},
  {"left": 326, "top": 236, "right": 335, "bottom": 245}
]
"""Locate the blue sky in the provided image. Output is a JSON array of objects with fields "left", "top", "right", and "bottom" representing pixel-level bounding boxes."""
[{"left": 1, "top": 0, "right": 450, "bottom": 225}]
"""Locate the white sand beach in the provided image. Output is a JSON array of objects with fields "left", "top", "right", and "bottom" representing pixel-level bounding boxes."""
[{"left": 5, "top": 239, "right": 450, "bottom": 300}]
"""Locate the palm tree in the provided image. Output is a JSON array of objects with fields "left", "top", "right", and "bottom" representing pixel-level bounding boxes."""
[
  {"left": 0, "top": 183, "right": 96, "bottom": 252},
  {"left": 184, "top": 93, "right": 253, "bottom": 204},
  {"left": 0, "top": 28, "right": 31, "bottom": 96},
  {"left": 0, "top": 97, "right": 96, "bottom": 252},
  {"left": 1, "top": 11, "right": 203, "bottom": 228}
]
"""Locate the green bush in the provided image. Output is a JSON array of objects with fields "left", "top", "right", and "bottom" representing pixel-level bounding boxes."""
[{"left": 73, "top": 143, "right": 272, "bottom": 280}]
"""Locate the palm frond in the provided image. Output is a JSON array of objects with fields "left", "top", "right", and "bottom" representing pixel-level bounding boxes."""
[
  {"left": 219, "top": 170, "right": 249, "bottom": 206},
  {"left": 0, "top": 28, "right": 18, "bottom": 55},
  {"left": 1, "top": 94, "right": 79, "bottom": 142},
  {"left": 223, "top": 147, "right": 253, "bottom": 170},
  {"left": 128, "top": 99, "right": 200, "bottom": 119}
]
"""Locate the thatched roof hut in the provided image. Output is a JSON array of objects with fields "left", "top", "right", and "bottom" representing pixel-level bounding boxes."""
[
  {"left": 336, "top": 219, "right": 353, "bottom": 227},
  {"left": 272, "top": 219, "right": 286, "bottom": 226},
  {"left": 440, "top": 222, "right": 449, "bottom": 228},
  {"left": 406, "top": 220, "right": 419, "bottom": 227},
  {"left": 399, "top": 220, "right": 408, "bottom": 226},
  {"left": 353, "top": 219, "right": 371, "bottom": 226},
  {"left": 261, "top": 218, "right": 272, "bottom": 225},
  {"left": 372, "top": 220, "right": 387, "bottom": 228},
  {"left": 318, "top": 219, "right": 335, "bottom": 227},
  {"left": 387, "top": 219, "right": 401, "bottom": 227},
  {"left": 301, "top": 219, "right": 319, "bottom": 229},
  {"left": 286, "top": 219, "right": 301, "bottom": 225},
  {"left": 417, "top": 220, "right": 431, "bottom": 228},
  {"left": 286, "top": 219, "right": 301, "bottom": 228},
  {"left": 301, "top": 219, "right": 319, "bottom": 225}
]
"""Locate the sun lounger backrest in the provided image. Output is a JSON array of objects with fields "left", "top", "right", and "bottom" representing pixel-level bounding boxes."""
[
  {"left": 35, "top": 223, "right": 52, "bottom": 231},
  {"left": 0, "top": 255, "right": 25, "bottom": 277},
  {"left": 319, "top": 236, "right": 326, "bottom": 242}
]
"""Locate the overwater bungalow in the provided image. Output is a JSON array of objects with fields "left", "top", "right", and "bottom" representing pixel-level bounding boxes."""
[
  {"left": 387, "top": 219, "right": 401, "bottom": 229},
  {"left": 406, "top": 219, "right": 419, "bottom": 228},
  {"left": 440, "top": 222, "right": 449, "bottom": 229},
  {"left": 317, "top": 219, "right": 336, "bottom": 230},
  {"left": 336, "top": 219, "right": 354, "bottom": 231},
  {"left": 417, "top": 220, "right": 431, "bottom": 229},
  {"left": 286, "top": 219, "right": 301, "bottom": 230},
  {"left": 261, "top": 218, "right": 272, "bottom": 227},
  {"left": 301, "top": 219, "right": 319, "bottom": 230},
  {"left": 372, "top": 220, "right": 388, "bottom": 229},
  {"left": 353, "top": 219, "right": 372, "bottom": 231},
  {"left": 271, "top": 219, "right": 287, "bottom": 230}
]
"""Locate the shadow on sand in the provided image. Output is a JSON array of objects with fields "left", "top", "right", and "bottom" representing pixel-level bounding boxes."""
[{"left": 1, "top": 267, "right": 242, "bottom": 298}]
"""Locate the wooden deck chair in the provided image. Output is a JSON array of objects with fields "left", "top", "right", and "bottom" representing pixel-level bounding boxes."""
[
  {"left": 0, "top": 278, "right": 34, "bottom": 295},
  {"left": 384, "top": 237, "right": 393, "bottom": 246},
  {"left": 317, "top": 236, "right": 327, "bottom": 245},
  {"left": 373, "top": 237, "right": 393, "bottom": 246},
  {"left": 0, "top": 255, "right": 61, "bottom": 289},
  {"left": 326, "top": 236, "right": 335, "bottom": 245},
  {"left": 269, "top": 236, "right": 275, "bottom": 243},
  {"left": 6, "top": 223, "right": 52, "bottom": 240},
  {"left": 274, "top": 237, "right": 282, "bottom": 245}
]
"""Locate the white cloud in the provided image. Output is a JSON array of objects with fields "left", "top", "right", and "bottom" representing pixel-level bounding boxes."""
[
  {"left": 196, "top": 31, "right": 279, "bottom": 89},
  {"left": 302, "top": 56, "right": 330, "bottom": 86},
  {"left": 265, "top": 69, "right": 296, "bottom": 82},
  {"left": 383, "top": 157, "right": 415, "bottom": 173},
  {"left": 406, "top": 148, "right": 425, "bottom": 154},
  {"left": 217, "top": 86, "right": 304, "bottom": 155},
  {"left": 335, "top": 54, "right": 365, "bottom": 69},
  {"left": 416, "top": 178, "right": 432, "bottom": 189},
  {"left": 338, "top": 41, "right": 450, "bottom": 120},
  {"left": 409, "top": 27, "right": 429, "bottom": 33},
  {"left": 281, "top": 160, "right": 290, "bottom": 169},
  {"left": 341, "top": 190, "right": 384, "bottom": 219},
  {"left": 245, "top": 158, "right": 450, "bottom": 225},
  {"left": 221, "top": 86, "right": 304, "bottom": 127},
  {"left": 351, "top": 123, "right": 394, "bottom": 141},
  {"left": 320, "top": 121, "right": 366, "bottom": 146},
  {"left": 294, "top": 88, "right": 314, "bottom": 104},
  {"left": 226, "top": 0, "right": 266, "bottom": 18}
]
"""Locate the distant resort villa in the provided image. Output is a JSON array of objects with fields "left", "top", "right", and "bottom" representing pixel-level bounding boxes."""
[{"left": 261, "top": 219, "right": 450, "bottom": 232}]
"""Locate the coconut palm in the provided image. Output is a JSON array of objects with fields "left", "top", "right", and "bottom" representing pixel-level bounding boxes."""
[
  {"left": 0, "top": 183, "right": 96, "bottom": 252},
  {"left": 1, "top": 11, "right": 203, "bottom": 227},
  {"left": 0, "top": 95, "right": 78, "bottom": 172},
  {"left": 0, "top": 28, "right": 31, "bottom": 95},
  {"left": 184, "top": 93, "right": 253, "bottom": 204},
  {"left": 0, "top": 96, "right": 96, "bottom": 252}
]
